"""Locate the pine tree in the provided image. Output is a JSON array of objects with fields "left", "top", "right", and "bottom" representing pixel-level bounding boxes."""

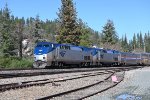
[
  {"left": 34, "top": 15, "right": 42, "bottom": 43},
  {"left": 132, "top": 33, "right": 137, "bottom": 50},
  {"left": 0, "top": 10, "right": 3, "bottom": 46},
  {"left": 128, "top": 40, "right": 133, "bottom": 52},
  {"left": 0, "top": 4, "right": 15, "bottom": 56},
  {"left": 136, "top": 32, "right": 144, "bottom": 50},
  {"left": 101, "top": 20, "right": 118, "bottom": 45},
  {"left": 121, "top": 34, "right": 129, "bottom": 52},
  {"left": 139, "top": 32, "right": 144, "bottom": 49},
  {"left": 144, "top": 31, "right": 150, "bottom": 52},
  {"left": 77, "top": 19, "right": 91, "bottom": 47},
  {"left": 56, "top": 0, "right": 81, "bottom": 45},
  {"left": 124, "top": 34, "right": 129, "bottom": 52},
  {"left": 136, "top": 33, "right": 140, "bottom": 48}
]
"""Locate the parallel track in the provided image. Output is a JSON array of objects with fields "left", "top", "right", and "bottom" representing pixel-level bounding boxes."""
[
  {"left": 0, "top": 71, "right": 110, "bottom": 92},
  {"left": 0, "top": 66, "right": 142, "bottom": 79},
  {"left": 37, "top": 72, "right": 116, "bottom": 100},
  {"left": 0, "top": 66, "right": 142, "bottom": 98},
  {"left": 36, "top": 67, "right": 137, "bottom": 100}
]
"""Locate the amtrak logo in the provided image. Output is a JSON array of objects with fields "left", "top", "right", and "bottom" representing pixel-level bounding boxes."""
[{"left": 60, "top": 51, "right": 66, "bottom": 57}]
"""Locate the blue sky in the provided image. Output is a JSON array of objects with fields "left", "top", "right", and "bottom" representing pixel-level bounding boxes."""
[{"left": 0, "top": 0, "right": 150, "bottom": 40}]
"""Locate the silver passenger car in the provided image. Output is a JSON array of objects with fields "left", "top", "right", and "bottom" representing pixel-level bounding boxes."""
[
  {"left": 140, "top": 53, "right": 150, "bottom": 65},
  {"left": 120, "top": 52, "right": 140, "bottom": 65}
]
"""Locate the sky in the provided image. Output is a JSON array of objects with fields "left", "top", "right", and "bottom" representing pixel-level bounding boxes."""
[{"left": 0, "top": 0, "right": 150, "bottom": 40}]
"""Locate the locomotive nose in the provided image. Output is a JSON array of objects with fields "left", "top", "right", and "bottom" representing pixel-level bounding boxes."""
[{"left": 34, "top": 54, "right": 47, "bottom": 61}]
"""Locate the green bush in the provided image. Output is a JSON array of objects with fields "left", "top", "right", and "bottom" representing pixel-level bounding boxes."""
[{"left": 0, "top": 57, "right": 33, "bottom": 69}]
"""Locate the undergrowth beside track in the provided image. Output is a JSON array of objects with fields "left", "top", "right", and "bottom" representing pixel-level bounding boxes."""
[{"left": 0, "top": 56, "right": 33, "bottom": 69}]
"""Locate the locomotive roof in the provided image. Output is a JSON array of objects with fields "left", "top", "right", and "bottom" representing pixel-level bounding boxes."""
[
  {"left": 36, "top": 42, "right": 57, "bottom": 45},
  {"left": 37, "top": 42, "right": 51, "bottom": 44},
  {"left": 35, "top": 42, "right": 122, "bottom": 53}
]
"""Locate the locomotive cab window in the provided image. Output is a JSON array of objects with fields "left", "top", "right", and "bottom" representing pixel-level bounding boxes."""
[
  {"left": 43, "top": 44, "right": 49, "bottom": 47},
  {"left": 36, "top": 45, "right": 42, "bottom": 47}
]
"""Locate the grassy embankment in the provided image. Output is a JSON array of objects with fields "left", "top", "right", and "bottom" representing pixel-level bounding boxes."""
[{"left": 0, "top": 56, "right": 33, "bottom": 69}]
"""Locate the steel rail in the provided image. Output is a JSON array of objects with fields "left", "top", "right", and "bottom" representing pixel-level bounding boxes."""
[
  {"left": 0, "top": 71, "right": 110, "bottom": 92},
  {"left": 36, "top": 72, "right": 114, "bottom": 100}
]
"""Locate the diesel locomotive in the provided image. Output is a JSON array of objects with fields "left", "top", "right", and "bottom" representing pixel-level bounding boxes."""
[{"left": 33, "top": 42, "right": 150, "bottom": 68}]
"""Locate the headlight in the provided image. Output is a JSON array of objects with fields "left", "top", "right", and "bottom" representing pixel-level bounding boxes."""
[{"left": 43, "top": 54, "right": 47, "bottom": 60}]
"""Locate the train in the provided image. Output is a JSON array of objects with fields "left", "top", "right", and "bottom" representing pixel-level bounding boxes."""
[{"left": 33, "top": 42, "right": 150, "bottom": 68}]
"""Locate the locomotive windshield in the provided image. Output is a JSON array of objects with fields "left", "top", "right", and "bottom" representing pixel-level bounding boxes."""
[
  {"left": 34, "top": 43, "right": 53, "bottom": 55},
  {"left": 36, "top": 44, "right": 50, "bottom": 48},
  {"left": 43, "top": 44, "right": 49, "bottom": 47},
  {"left": 36, "top": 44, "right": 42, "bottom": 47}
]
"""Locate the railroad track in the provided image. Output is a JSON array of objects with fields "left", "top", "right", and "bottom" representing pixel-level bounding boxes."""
[
  {"left": 37, "top": 71, "right": 124, "bottom": 100},
  {"left": 0, "top": 71, "right": 111, "bottom": 92},
  {"left": 0, "top": 66, "right": 142, "bottom": 79},
  {"left": 0, "top": 66, "right": 142, "bottom": 92},
  {"left": 0, "top": 68, "right": 111, "bottom": 79},
  {"left": 0, "top": 66, "right": 142, "bottom": 99}
]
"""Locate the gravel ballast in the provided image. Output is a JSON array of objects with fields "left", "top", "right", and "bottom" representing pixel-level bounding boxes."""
[
  {"left": 0, "top": 71, "right": 110, "bottom": 100},
  {"left": 86, "top": 67, "right": 150, "bottom": 100},
  {"left": 1, "top": 66, "right": 149, "bottom": 100},
  {"left": 0, "top": 70, "right": 105, "bottom": 85}
]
